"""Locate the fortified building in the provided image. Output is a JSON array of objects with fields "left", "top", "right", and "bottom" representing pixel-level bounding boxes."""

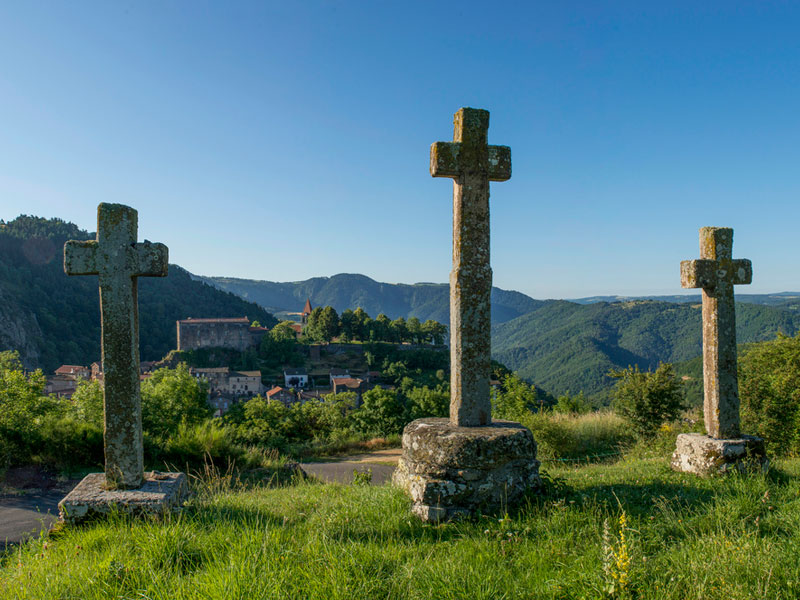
[{"left": 176, "top": 317, "right": 268, "bottom": 351}]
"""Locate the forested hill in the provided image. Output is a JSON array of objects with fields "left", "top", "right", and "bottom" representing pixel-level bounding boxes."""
[
  {"left": 492, "top": 299, "right": 800, "bottom": 402},
  {"left": 200, "top": 273, "right": 543, "bottom": 324},
  {"left": 0, "top": 216, "right": 277, "bottom": 371}
]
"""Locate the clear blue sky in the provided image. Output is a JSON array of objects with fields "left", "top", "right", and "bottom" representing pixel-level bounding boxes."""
[{"left": 1, "top": 1, "right": 798, "bottom": 299}]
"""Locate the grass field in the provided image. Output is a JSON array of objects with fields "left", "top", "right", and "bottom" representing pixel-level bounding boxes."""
[{"left": 3, "top": 451, "right": 799, "bottom": 599}]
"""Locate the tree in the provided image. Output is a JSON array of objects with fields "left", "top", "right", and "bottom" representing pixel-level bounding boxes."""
[
  {"left": 317, "top": 306, "right": 341, "bottom": 342},
  {"left": 271, "top": 321, "right": 297, "bottom": 342},
  {"left": 373, "top": 314, "right": 392, "bottom": 342},
  {"left": 390, "top": 317, "right": 408, "bottom": 343},
  {"left": 407, "top": 385, "right": 449, "bottom": 420},
  {"left": 251, "top": 320, "right": 262, "bottom": 328},
  {"left": 493, "top": 373, "right": 538, "bottom": 421},
  {"left": 407, "top": 317, "right": 423, "bottom": 344},
  {"left": 610, "top": 363, "right": 685, "bottom": 438},
  {"left": 353, "top": 308, "right": 370, "bottom": 340},
  {"left": 305, "top": 307, "right": 324, "bottom": 340},
  {"left": 422, "top": 320, "right": 447, "bottom": 345},
  {"left": 72, "top": 379, "right": 104, "bottom": 425},
  {"left": 340, "top": 309, "right": 356, "bottom": 341},
  {"left": 141, "top": 364, "right": 212, "bottom": 439},
  {"left": 259, "top": 321, "right": 299, "bottom": 368},
  {"left": 739, "top": 332, "right": 800, "bottom": 455},
  {"left": 0, "top": 350, "right": 55, "bottom": 463},
  {"left": 351, "top": 387, "right": 406, "bottom": 437},
  {"left": 553, "top": 391, "right": 592, "bottom": 415}
]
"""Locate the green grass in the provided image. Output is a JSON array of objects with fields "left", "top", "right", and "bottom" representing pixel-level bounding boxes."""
[{"left": 4, "top": 454, "right": 800, "bottom": 599}]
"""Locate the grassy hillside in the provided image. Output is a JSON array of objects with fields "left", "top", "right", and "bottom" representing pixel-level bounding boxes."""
[
  {"left": 492, "top": 300, "right": 800, "bottom": 401},
  {"left": 201, "top": 273, "right": 544, "bottom": 325},
  {"left": 0, "top": 216, "right": 277, "bottom": 371},
  {"left": 4, "top": 456, "right": 800, "bottom": 599}
]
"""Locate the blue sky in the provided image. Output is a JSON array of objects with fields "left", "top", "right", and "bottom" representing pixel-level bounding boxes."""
[{"left": 1, "top": 1, "right": 798, "bottom": 298}]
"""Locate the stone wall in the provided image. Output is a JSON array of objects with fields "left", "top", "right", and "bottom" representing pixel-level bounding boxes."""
[{"left": 176, "top": 318, "right": 261, "bottom": 352}]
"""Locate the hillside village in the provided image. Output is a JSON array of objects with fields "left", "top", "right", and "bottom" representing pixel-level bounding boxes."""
[{"left": 44, "top": 298, "right": 446, "bottom": 416}]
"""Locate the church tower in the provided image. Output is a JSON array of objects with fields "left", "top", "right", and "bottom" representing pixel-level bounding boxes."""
[{"left": 300, "top": 298, "right": 313, "bottom": 326}]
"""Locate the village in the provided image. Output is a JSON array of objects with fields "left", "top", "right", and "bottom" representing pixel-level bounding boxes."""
[{"left": 44, "top": 299, "right": 412, "bottom": 416}]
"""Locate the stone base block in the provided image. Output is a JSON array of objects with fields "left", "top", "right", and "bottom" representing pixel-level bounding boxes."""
[
  {"left": 393, "top": 418, "right": 541, "bottom": 522},
  {"left": 59, "top": 471, "right": 188, "bottom": 524},
  {"left": 671, "top": 433, "right": 769, "bottom": 477}
]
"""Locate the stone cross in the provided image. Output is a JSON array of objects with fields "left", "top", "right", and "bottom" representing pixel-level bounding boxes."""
[
  {"left": 431, "top": 108, "right": 511, "bottom": 426},
  {"left": 65, "top": 203, "right": 168, "bottom": 489},
  {"left": 681, "top": 227, "right": 751, "bottom": 439}
]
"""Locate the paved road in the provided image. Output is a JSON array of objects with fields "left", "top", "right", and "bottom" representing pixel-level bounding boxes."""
[
  {"left": 301, "top": 461, "right": 396, "bottom": 485},
  {"left": 0, "top": 491, "right": 62, "bottom": 549}
]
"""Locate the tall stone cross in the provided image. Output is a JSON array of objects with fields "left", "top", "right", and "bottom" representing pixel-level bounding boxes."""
[
  {"left": 681, "top": 227, "right": 751, "bottom": 439},
  {"left": 64, "top": 203, "right": 168, "bottom": 489},
  {"left": 431, "top": 107, "right": 511, "bottom": 426}
]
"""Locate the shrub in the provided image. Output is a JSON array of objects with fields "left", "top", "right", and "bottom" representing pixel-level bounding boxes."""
[
  {"left": 739, "top": 332, "right": 800, "bottom": 455},
  {"left": 553, "top": 392, "right": 592, "bottom": 415},
  {"left": 610, "top": 363, "right": 685, "bottom": 438},
  {"left": 493, "top": 373, "right": 539, "bottom": 421}
]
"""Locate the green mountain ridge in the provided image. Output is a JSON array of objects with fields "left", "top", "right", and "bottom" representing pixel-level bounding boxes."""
[
  {"left": 0, "top": 216, "right": 277, "bottom": 371},
  {"left": 202, "top": 274, "right": 800, "bottom": 402},
  {"left": 199, "top": 273, "right": 544, "bottom": 325},
  {"left": 493, "top": 299, "right": 800, "bottom": 401}
]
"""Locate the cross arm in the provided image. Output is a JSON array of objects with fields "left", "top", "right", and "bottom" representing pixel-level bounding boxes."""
[
  {"left": 134, "top": 242, "right": 169, "bottom": 277},
  {"left": 732, "top": 259, "right": 752, "bottom": 285},
  {"left": 430, "top": 142, "right": 460, "bottom": 178},
  {"left": 680, "top": 259, "right": 717, "bottom": 289},
  {"left": 488, "top": 145, "right": 511, "bottom": 181},
  {"left": 64, "top": 240, "right": 99, "bottom": 276}
]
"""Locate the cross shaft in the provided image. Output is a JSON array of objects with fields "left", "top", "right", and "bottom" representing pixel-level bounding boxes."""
[
  {"left": 431, "top": 108, "right": 511, "bottom": 427},
  {"left": 681, "top": 227, "right": 751, "bottom": 439},
  {"left": 64, "top": 203, "right": 168, "bottom": 489}
]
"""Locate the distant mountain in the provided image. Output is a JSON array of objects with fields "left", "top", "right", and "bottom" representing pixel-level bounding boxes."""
[
  {"left": 202, "top": 273, "right": 800, "bottom": 402},
  {"left": 0, "top": 216, "right": 277, "bottom": 371},
  {"left": 199, "top": 273, "right": 544, "bottom": 325},
  {"left": 492, "top": 299, "right": 800, "bottom": 402},
  {"left": 572, "top": 292, "right": 800, "bottom": 308}
]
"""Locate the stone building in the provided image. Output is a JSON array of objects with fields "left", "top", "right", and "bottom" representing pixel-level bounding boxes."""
[
  {"left": 283, "top": 368, "right": 309, "bottom": 389},
  {"left": 46, "top": 364, "right": 90, "bottom": 398},
  {"left": 55, "top": 365, "right": 90, "bottom": 380},
  {"left": 266, "top": 386, "right": 296, "bottom": 406},
  {"left": 191, "top": 366, "right": 263, "bottom": 400},
  {"left": 176, "top": 317, "right": 268, "bottom": 351}
]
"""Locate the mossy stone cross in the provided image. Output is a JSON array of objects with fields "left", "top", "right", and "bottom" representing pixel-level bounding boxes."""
[
  {"left": 64, "top": 203, "right": 168, "bottom": 489},
  {"left": 681, "top": 227, "right": 752, "bottom": 439},
  {"left": 431, "top": 108, "right": 511, "bottom": 427}
]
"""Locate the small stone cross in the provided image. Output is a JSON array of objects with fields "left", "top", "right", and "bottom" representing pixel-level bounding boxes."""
[
  {"left": 65, "top": 204, "right": 168, "bottom": 489},
  {"left": 431, "top": 108, "right": 511, "bottom": 426},
  {"left": 681, "top": 227, "right": 752, "bottom": 438}
]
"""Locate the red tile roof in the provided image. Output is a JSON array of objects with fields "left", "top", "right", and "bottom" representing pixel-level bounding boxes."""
[
  {"left": 302, "top": 299, "right": 313, "bottom": 315},
  {"left": 55, "top": 365, "right": 88, "bottom": 375},
  {"left": 267, "top": 386, "right": 291, "bottom": 398}
]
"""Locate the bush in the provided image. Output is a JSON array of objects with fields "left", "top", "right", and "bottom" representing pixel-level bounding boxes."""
[
  {"left": 33, "top": 415, "right": 103, "bottom": 470},
  {"left": 553, "top": 392, "right": 592, "bottom": 415},
  {"left": 610, "top": 363, "right": 685, "bottom": 438},
  {"left": 739, "top": 332, "right": 800, "bottom": 455},
  {"left": 492, "top": 373, "right": 539, "bottom": 421}
]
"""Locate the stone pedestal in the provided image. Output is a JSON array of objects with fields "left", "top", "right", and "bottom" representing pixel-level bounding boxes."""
[
  {"left": 59, "top": 471, "right": 188, "bottom": 524},
  {"left": 393, "top": 418, "right": 540, "bottom": 522},
  {"left": 671, "top": 433, "right": 768, "bottom": 477}
]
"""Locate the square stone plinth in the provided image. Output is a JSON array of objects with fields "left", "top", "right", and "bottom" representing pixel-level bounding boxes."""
[
  {"left": 393, "top": 418, "right": 541, "bottom": 522},
  {"left": 671, "top": 433, "right": 768, "bottom": 477},
  {"left": 59, "top": 471, "right": 188, "bottom": 523}
]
